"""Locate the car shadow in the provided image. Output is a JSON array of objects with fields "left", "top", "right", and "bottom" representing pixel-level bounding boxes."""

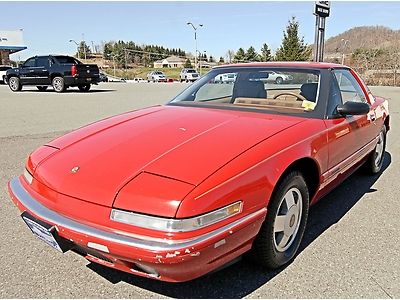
[
  {"left": 86, "top": 152, "right": 392, "bottom": 298},
  {"left": 18, "top": 89, "right": 116, "bottom": 93}
]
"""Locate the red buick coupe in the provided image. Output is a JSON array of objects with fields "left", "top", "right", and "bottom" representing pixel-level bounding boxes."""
[{"left": 8, "top": 62, "right": 389, "bottom": 282}]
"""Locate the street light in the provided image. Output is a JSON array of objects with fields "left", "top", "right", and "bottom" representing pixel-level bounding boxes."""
[
  {"left": 69, "top": 39, "right": 79, "bottom": 59},
  {"left": 196, "top": 50, "right": 206, "bottom": 76},
  {"left": 341, "top": 39, "right": 349, "bottom": 65},
  {"left": 187, "top": 22, "right": 203, "bottom": 71}
]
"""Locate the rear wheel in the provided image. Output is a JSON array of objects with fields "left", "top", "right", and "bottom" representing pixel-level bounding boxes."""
[
  {"left": 78, "top": 84, "right": 91, "bottom": 92},
  {"left": 365, "top": 125, "right": 386, "bottom": 174},
  {"left": 251, "top": 171, "right": 309, "bottom": 269},
  {"left": 8, "top": 76, "right": 22, "bottom": 92},
  {"left": 52, "top": 77, "right": 66, "bottom": 93},
  {"left": 37, "top": 86, "right": 48, "bottom": 92},
  {"left": 275, "top": 77, "right": 283, "bottom": 84}
]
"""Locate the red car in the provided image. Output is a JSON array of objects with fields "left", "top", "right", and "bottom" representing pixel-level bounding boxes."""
[{"left": 8, "top": 62, "right": 389, "bottom": 282}]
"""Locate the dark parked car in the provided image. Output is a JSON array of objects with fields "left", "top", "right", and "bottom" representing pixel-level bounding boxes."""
[
  {"left": 6, "top": 55, "right": 100, "bottom": 93},
  {"left": 99, "top": 72, "right": 108, "bottom": 82}
]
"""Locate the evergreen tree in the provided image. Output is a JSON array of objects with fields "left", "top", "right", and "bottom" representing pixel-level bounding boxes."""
[
  {"left": 77, "top": 41, "right": 92, "bottom": 59},
  {"left": 234, "top": 48, "right": 246, "bottom": 62},
  {"left": 275, "top": 17, "right": 311, "bottom": 61},
  {"left": 208, "top": 55, "right": 215, "bottom": 63},
  {"left": 184, "top": 58, "right": 193, "bottom": 68},
  {"left": 245, "top": 46, "right": 260, "bottom": 61},
  {"left": 261, "top": 43, "right": 272, "bottom": 61},
  {"left": 219, "top": 56, "right": 225, "bottom": 63}
]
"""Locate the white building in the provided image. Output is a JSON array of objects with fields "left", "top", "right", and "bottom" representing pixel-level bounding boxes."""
[
  {"left": 0, "top": 29, "right": 27, "bottom": 65},
  {"left": 153, "top": 56, "right": 185, "bottom": 68}
]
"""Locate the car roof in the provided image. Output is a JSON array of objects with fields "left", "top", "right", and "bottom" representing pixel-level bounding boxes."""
[{"left": 215, "top": 61, "right": 346, "bottom": 69}]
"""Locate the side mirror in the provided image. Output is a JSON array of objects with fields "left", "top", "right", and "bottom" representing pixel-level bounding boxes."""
[{"left": 337, "top": 101, "right": 370, "bottom": 116}]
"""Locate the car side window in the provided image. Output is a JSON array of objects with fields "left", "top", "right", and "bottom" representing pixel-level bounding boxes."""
[
  {"left": 333, "top": 69, "right": 367, "bottom": 104},
  {"left": 23, "top": 58, "right": 36, "bottom": 68},
  {"left": 36, "top": 57, "right": 50, "bottom": 68},
  {"left": 327, "top": 73, "right": 343, "bottom": 117}
]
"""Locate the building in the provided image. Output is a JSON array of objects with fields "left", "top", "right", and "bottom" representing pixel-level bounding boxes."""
[
  {"left": 0, "top": 29, "right": 27, "bottom": 65},
  {"left": 153, "top": 56, "right": 185, "bottom": 68}
]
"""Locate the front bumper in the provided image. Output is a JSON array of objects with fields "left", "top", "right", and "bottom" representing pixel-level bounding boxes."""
[{"left": 8, "top": 177, "right": 266, "bottom": 282}]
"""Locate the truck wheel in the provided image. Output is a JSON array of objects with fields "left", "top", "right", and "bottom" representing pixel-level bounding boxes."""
[
  {"left": 78, "top": 84, "right": 91, "bottom": 92},
  {"left": 8, "top": 77, "right": 22, "bottom": 92},
  {"left": 52, "top": 77, "right": 66, "bottom": 93},
  {"left": 37, "top": 86, "right": 48, "bottom": 92},
  {"left": 251, "top": 171, "right": 309, "bottom": 269}
]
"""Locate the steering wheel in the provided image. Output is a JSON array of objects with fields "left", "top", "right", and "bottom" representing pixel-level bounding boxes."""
[{"left": 272, "top": 92, "right": 308, "bottom": 102}]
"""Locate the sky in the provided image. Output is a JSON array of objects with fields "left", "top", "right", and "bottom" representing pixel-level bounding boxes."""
[{"left": 1, "top": 1, "right": 400, "bottom": 61}]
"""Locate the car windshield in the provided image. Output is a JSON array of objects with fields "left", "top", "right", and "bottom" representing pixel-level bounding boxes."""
[
  {"left": 54, "top": 56, "right": 82, "bottom": 64},
  {"left": 154, "top": 71, "right": 163, "bottom": 75},
  {"left": 170, "top": 67, "right": 321, "bottom": 115},
  {"left": 186, "top": 69, "right": 196, "bottom": 73}
]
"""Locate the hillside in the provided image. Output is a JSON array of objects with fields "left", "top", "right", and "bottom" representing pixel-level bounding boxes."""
[{"left": 324, "top": 26, "right": 400, "bottom": 53}]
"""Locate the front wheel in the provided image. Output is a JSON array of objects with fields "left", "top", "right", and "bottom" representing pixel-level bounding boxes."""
[
  {"left": 52, "top": 76, "right": 66, "bottom": 93},
  {"left": 78, "top": 84, "right": 91, "bottom": 92},
  {"left": 8, "top": 77, "right": 22, "bottom": 92},
  {"left": 251, "top": 171, "right": 309, "bottom": 269},
  {"left": 275, "top": 77, "right": 283, "bottom": 84},
  {"left": 37, "top": 86, "right": 48, "bottom": 92},
  {"left": 365, "top": 125, "right": 387, "bottom": 174}
]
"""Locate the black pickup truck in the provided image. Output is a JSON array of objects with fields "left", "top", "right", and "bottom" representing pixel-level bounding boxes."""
[{"left": 6, "top": 55, "right": 100, "bottom": 93}]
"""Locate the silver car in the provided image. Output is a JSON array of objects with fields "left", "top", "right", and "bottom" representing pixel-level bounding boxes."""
[
  {"left": 264, "top": 71, "right": 293, "bottom": 84},
  {"left": 147, "top": 71, "right": 167, "bottom": 82},
  {"left": 180, "top": 68, "right": 200, "bottom": 82}
]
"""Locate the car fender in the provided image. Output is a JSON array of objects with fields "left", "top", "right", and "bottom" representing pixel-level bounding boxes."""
[{"left": 176, "top": 119, "right": 327, "bottom": 218}]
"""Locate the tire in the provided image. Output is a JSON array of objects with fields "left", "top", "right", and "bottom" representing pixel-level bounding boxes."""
[
  {"left": 2, "top": 75, "right": 7, "bottom": 85},
  {"left": 78, "top": 84, "right": 91, "bottom": 92},
  {"left": 8, "top": 76, "right": 22, "bottom": 92},
  {"left": 52, "top": 76, "right": 66, "bottom": 93},
  {"left": 37, "top": 86, "right": 48, "bottom": 92},
  {"left": 364, "top": 125, "right": 387, "bottom": 174},
  {"left": 251, "top": 171, "right": 309, "bottom": 269},
  {"left": 275, "top": 77, "right": 283, "bottom": 84}
]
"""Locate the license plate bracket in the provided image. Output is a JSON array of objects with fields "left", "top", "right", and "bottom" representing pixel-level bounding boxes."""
[{"left": 21, "top": 211, "right": 73, "bottom": 253}]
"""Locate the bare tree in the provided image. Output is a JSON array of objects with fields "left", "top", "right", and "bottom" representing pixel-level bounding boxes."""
[{"left": 225, "top": 50, "right": 235, "bottom": 64}]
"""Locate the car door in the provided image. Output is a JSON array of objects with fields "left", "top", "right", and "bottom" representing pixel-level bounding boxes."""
[
  {"left": 323, "top": 69, "right": 377, "bottom": 182},
  {"left": 33, "top": 57, "right": 51, "bottom": 85},
  {"left": 19, "top": 57, "right": 36, "bottom": 85}
]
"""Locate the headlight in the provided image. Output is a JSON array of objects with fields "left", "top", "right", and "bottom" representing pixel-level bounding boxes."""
[
  {"left": 110, "top": 201, "right": 243, "bottom": 233},
  {"left": 23, "top": 168, "right": 33, "bottom": 184}
]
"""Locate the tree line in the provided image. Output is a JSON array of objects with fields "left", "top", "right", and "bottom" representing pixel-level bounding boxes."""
[{"left": 76, "top": 17, "right": 311, "bottom": 66}]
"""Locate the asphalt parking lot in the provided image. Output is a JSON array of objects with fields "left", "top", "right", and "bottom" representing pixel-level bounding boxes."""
[{"left": 0, "top": 83, "right": 399, "bottom": 298}]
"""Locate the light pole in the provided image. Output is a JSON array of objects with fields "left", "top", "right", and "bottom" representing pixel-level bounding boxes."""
[
  {"left": 341, "top": 39, "right": 349, "bottom": 65},
  {"left": 69, "top": 39, "right": 79, "bottom": 59},
  {"left": 187, "top": 22, "right": 203, "bottom": 71},
  {"left": 196, "top": 50, "right": 206, "bottom": 75}
]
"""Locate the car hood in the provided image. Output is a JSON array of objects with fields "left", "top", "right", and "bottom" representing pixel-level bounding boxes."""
[{"left": 34, "top": 105, "right": 304, "bottom": 207}]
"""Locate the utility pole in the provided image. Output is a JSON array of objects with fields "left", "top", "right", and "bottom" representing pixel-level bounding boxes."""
[
  {"left": 82, "top": 33, "right": 87, "bottom": 60},
  {"left": 341, "top": 39, "right": 349, "bottom": 65},
  {"left": 313, "top": 1, "right": 330, "bottom": 62}
]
